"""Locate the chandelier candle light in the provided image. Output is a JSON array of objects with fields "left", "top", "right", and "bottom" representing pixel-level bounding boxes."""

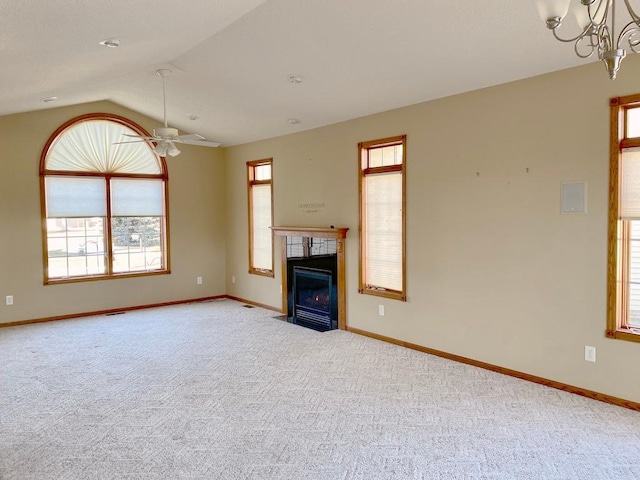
[{"left": 534, "top": 0, "right": 640, "bottom": 79}]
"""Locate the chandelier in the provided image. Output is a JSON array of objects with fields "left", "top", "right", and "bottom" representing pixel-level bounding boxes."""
[{"left": 534, "top": 0, "right": 640, "bottom": 79}]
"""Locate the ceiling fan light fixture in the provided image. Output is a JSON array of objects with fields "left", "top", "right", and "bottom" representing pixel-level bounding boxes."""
[
  {"left": 167, "top": 143, "right": 181, "bottom": 157},
  {"left": 154, "top": 143, "right": 168, "bottom": 157}
]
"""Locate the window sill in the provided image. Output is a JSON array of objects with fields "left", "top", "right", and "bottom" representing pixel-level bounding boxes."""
[
  {"left": 359, "top": 287, "right": 406, "bottom": 302},
  {"left": 249, "top": 268, "right": 274, "bottom": 278},
  {"left": 45, "top": 269, "right": 169, "bottom": 285},
  {"left": 606, "top": 328, "right": 640, "bottom": 343}
]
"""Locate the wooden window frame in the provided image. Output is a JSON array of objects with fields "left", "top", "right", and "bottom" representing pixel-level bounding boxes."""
[
  {"left": 39, "top": 113, "right": 170, "bottom": 285},
  {"left": 358, "top": 135, "right": 407, "bottom": 301},
  {"left": 247, "top": 158, "right": 274, "bottom": 277},
  {"left": 607, "top": 94, "right": 640, "bottom": 343}
]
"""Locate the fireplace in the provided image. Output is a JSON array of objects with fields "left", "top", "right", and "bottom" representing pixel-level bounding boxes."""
[
  {"left": 272, "top": 227, "right": 349, "bottom": 330},
  {"left": 292, "top": 267, "right": 336, "bottom": 331}
]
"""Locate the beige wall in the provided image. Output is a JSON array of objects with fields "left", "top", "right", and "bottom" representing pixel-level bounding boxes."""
[
  {"left": 224, "top": 57, "right": 640, "bottom": 403},
  {"left": 3, "top": 59, "right": 640, "bottom": 404},
  {"left": 0, "top": 101, "right": 226, "bottom": 324}
]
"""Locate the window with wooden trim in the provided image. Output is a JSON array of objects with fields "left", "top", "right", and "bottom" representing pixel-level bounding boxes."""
[
  {"left": 40, "top": 113, "right": 169, "bottom": 284},
  {"left": 608, "top": 95, "right": 640, "bottom": 343},
  {"left": 247, "top": 159, "right": 274, "bottom": 276},
  {"left": 358, "top": 135, "right": 406, "bottom": 301}
]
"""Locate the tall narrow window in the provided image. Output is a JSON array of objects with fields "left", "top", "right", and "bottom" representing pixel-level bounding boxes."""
[
  {"left": 247, "top": 159, "right": 274, "bottom": 276},
  {"left": 608, "top": 95, "right": 640, "bottom": 343},
  {"left": 40, "top": 113, "right": 169, "bottom": 283},
  {"left": 358, "top": 135, "right": 406, "bottom": 301}
]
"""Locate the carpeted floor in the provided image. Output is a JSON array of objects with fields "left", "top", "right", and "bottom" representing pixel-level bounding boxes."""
[{"left": 1, "top": 299, "right": 639, "bottom": 479}]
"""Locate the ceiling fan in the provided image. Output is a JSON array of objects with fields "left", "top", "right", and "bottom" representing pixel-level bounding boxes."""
[{"left": 116, "top": 69, "right": 220, "bottom": 157}]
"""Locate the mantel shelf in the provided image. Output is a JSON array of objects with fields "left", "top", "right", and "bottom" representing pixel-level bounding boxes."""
[{"left": 272, "top": 226, "right": 349, "bottom": 239}]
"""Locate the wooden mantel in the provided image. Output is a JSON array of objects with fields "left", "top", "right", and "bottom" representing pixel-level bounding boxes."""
[{"left": 272, "top": 226, "right": 349, "bottom": 330}]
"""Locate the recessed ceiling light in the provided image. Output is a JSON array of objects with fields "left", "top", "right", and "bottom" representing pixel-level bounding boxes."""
[
  {"left": 288, "top": 74, "right": 304, "bottom": 84},
  {"left": 99, "top": 38, "right": 120, "bottom": 48},
  {"left": 41, "top": 96, "right": 58, "bottom": 103},
  {"left": 288, "top": 118, "right": 301, "bottom": 124},
  {"left": 186, "top": 114, "right": 199, "bottom": 121}
]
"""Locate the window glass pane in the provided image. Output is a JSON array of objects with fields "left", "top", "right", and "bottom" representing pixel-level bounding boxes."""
[
  {"left": 112, "top": 217, "right": 163, "bottom": 273},
  {"left": 46, "top": 218, "right": 106, "bottom": 278},
  {"left": 368, "top": 145, "right": 403, "bottom": 168},
  {"left": 364, "top": 172, "right": 402, "bottom": 291},
  {"left": 251, "top": 184, "right": 273, "bottom": 270},
  {"left": 369, "top": 148, "right": 383, "bottom": 168},
  {"left": 384, "top": 144, "right": 403, "bottom": 166},
  {"left": 254, "top": 164, "right": 271, "bottom": 181},
  {"left": 629, "top": 221, "right": 640, "bottom": 327},
  {"left": 46, "top": 177, "right": 107, "bottom": 218},
  {"left": 627, "top": 108, "right": 640, "bottom": 138},
  {"left": 46, "top": 120, "right": 161, "bottom": 174},
  {"left": 111, "top": 178, "right": 164, "bottom": 216}
]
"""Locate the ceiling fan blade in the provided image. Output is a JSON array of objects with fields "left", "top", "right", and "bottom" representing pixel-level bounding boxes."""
[
  {"left": 122, "top": 133, "right": 157, "bottom": 140},
  {"left": 178, "top": 138, "right": 222, "bottom": 147},
  {"left": 174, "top": 133, "right": 204, "bottom": 142},
  {"left": 182, "top": 140, "right": 222, "bottom": 147},
  {"left": 113, "top": 140, "right": 151, "bottom": 145}
]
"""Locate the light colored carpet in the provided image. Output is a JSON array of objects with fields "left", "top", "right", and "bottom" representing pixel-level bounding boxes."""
[{"left": 1, "top": 299, "right": 639, "bottom": 480}]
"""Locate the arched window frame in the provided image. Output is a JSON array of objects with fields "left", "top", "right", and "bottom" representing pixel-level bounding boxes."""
[{"left": 39, "top": 113, "right": 170, "bottom": 284}]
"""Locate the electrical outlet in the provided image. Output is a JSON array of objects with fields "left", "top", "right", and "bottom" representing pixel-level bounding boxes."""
[
  {"left": 279, "top": 284, "right": 282, "bottom": 294},
  {"left": 585, "top": 345, "right": 596, "bottom": 363},
  {"left": 197, "top": 276, "right": 203, "bottom": 285},
  {"left": 6, "top": 295, "right": 13, "bottom": 306},
  {"left": 232, "top": 276, "right": 236, "bottom": 284},
  {"left": 378, "top": 305, "right": 384, "bottom": 316}
]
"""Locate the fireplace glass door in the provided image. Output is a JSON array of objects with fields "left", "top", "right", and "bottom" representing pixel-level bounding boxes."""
[{"left": 292, "top": 267, "right": 334, "bottom": 331}]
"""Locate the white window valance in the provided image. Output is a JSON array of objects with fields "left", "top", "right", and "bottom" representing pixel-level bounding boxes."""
[{"left": 45, "top": 120, "right": 161, "bottom": 174}]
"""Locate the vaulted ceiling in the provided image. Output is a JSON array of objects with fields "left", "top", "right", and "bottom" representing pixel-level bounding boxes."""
[{"left": 2, "top": 0, "right": 599, "bottom": 146}]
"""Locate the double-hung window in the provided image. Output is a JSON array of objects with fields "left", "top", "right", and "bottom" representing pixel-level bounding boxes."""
[
  {"left": 608, "top": 94, "right": 640, "bottom": 342},
  {"left": 358, "top": 135, "right": 406, "bottom": 301},
  {"left": 247, "top": 159, "right": 274, "bottom": 276},
  {"left": 40, "top": 114, "right": 169, "bottom": 283}
]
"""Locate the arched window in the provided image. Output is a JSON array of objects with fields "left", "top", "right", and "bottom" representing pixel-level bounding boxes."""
[{"left": 40, "top": 113, "right": 170, "bottom": 283}]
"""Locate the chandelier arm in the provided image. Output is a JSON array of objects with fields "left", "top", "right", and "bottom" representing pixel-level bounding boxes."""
[
  {"left": 623, "top": 0, "right": 640, "bottom": 23},
  {"left": 552, "top": 27, "right": 590, "bottom": 44},
  {"left": 589, "top": 0, "right": 609, "bottom": 27},
  {"left": 618, "top": 21, "right": 639, "bottom": 43},
  {"left": 575, "top": 39, "right": 597, "bottom": 58},
  {"left": 598, "top": 23, "right": 614, "bottom": 51},
  {"left": 618, "top": 23, "right": 640, "bottom": 51}
]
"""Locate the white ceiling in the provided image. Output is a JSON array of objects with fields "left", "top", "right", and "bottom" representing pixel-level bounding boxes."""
[{"left": 1, "top": 0, "right": 598, "bottom": 146}]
